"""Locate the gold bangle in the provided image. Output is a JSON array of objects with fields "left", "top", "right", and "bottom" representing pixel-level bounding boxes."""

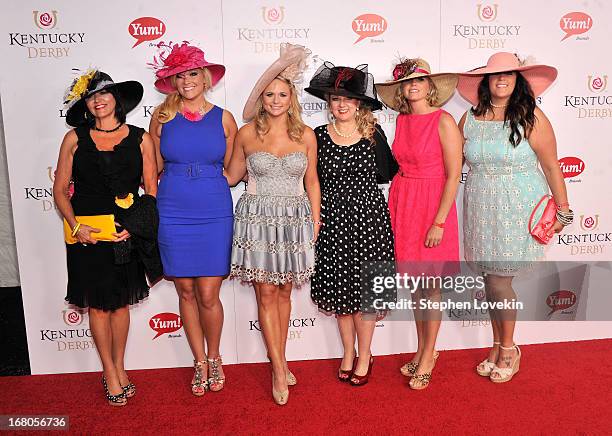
[{"left": 71, "top": 222, "right": 81, "bottom": 237}]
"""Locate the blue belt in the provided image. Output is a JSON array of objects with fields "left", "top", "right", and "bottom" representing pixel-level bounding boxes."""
[{"left": 164, "top": 162, "right": 223, "bottom": 178}]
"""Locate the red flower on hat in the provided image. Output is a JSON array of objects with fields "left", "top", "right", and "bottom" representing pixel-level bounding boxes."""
[
  {"left": 149, "top": 41, "right": 205, "bottom": 78},
  {"left": 392, "top": 58, "right": 418, "bottom": 81}
]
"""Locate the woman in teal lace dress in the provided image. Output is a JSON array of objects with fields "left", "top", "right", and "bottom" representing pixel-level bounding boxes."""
[{"left": 457, "top": 52, "right": 571, "bottom": 384}]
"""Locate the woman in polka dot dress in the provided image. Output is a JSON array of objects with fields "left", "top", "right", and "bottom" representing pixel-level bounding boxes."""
[{"left": 305, "top": 63, "right": 397, "bottom": 386}]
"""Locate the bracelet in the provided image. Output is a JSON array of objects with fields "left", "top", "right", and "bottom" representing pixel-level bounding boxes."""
[
  {"left": 314, "top": 220, "right": 324, "bottom": 226},
  {"left": 71, "top": 222, "right": 81, "bottom": 237},
  {"left": 433, "top": 222, "right": 445, "bottom": 229},
  {"left": 556, "top": 209, "right": 574, "bottom": 226}
]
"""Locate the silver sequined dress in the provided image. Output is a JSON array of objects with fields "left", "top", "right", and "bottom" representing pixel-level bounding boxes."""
[{"left": 230, "top": 151, "right": 315, "bottom": 285}]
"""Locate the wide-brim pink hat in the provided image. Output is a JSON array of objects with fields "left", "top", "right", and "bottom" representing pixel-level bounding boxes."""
[
  {"left": 150, "top": 41, "right": 225, "bottom": 94},
  {"left": 457, "top": 52, "right": 557, "bottom": 106},
  {"left": 242, "top": 43, "right": 310, "bottom": 122}
]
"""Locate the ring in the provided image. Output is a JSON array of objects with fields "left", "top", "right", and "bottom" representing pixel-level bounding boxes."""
[{"left": 82, "top": 243, "right": 87, "bottom": 246}]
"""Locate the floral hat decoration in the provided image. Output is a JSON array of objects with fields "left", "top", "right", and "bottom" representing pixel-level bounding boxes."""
[
  {"left": 375, "top": 58, "right": 458, "bottom": 111},
  {"left": 63, "top": 68, "right": 144, "bottom": 127},
  {"left": 242, "top": 43, "right": 310, "bottom": 122},
  {"left": 150, "top": 41, "right": 226, "bottom": 94},
  {"left": 305, "top": 62, "right": 383, "bottom": 111}
]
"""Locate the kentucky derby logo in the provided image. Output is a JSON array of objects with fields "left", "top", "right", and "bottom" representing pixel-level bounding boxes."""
[
  {"left": 477, "top": 3, "right": 498, "bottom": 22},
  {"left": 33, "top": 10, "right": 58, "bottom": 29},
  {"left": 262, "top": 6, "right": 285, "bottom": 25},
  {"left": 580, "top": 215, "right": 599, "bottom": 231},
  {"left": 588, "top": 75, "right": 608, "bottom": 93},
  {"left": 352, "top": 13, "right": 387, "bottom": 44},
  {"left": 62, "top": 309, "right": 85, "bottom": 326}
]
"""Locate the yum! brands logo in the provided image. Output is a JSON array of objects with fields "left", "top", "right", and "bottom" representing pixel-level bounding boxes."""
[
  {"left": 563, "top": 73, "right": 612, "bottom": 119},
  {"left": 558, "top": 156, "right": 585, "bottom": 183},
  {"left": 546, "top": 290, "right": 577, "bottom": 315},
  {"left": 560, "top": 12, "right": 593, "bottom": 42},
  {"left": 352, "top": 14, "right": 387, "bottom": 44},
  {"left": 149, "top": 312, "right": 183, "bottom": 340},
  {"left": 33, "top": 10, "right": 58, "bottom": 29},
  {"left": 128, "top": 17, "right": 166, "bottom": 48},
  {"left": 8, "top": 10, "right": 85, "bottom": 59},
  {"left": 451, "top": 3, "right": 520, "bottom": 49},
  {"left": 237, "top": 5, "right": 310, "bottom": 53},
  {"left": 262, "top": 6, "right": 285, "bottom": 25},
  {"left": 477, "top": 3, "right": 498, "bottom": 22}
]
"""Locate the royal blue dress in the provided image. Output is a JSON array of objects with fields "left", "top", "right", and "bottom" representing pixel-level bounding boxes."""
[{"left": 157, "top": 106, "right": 233, "bottom": 277}]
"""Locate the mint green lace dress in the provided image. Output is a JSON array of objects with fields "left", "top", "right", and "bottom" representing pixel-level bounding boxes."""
[{"left": 463, "top": 111, "right": 548, "bottom": 276}]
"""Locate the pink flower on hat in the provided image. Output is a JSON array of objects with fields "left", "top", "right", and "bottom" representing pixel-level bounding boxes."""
[{"left": 149, "top": 41, "right": 225, "bottom": 94}]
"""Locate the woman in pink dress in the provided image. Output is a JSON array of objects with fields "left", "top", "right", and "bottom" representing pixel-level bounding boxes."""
[{"left": 376, "top": 58, "right": 462, "bottom": 389}]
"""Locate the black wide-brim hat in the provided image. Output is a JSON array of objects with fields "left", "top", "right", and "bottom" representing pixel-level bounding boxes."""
[
  {"left": 65, "top": 70, "right": 144, "bottom": 127},
  {"left": 305, "top": 62, "right": 383, "bottom": 111}
]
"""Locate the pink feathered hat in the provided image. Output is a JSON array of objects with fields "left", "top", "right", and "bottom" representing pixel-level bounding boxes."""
[
  {"left": 150, "top": 41, "right": 225, "bottom": 94},
  {"left": 457, "top": 52, "right": 557, "bottom": 106}
]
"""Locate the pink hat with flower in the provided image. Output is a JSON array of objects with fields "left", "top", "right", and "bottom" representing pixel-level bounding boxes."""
[
  {"left": 457, "top": 52, "right": 557, "bottom": 106},
  {"left": 150, "top": 41, "right": 225, "bottom": 94}
]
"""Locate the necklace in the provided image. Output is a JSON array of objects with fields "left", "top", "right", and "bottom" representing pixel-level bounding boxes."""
[
  {"left": 490, "top": 102, "right": 509, "bottom": 108},
  {"left": 93, "top": 123, "right": 123, "bottom": 133},
  {"left": 332, "top": 120, "right": 358, "bottom": 138},
  {"left": 181, "top": 102, "right": 210, "bottom": 122}
]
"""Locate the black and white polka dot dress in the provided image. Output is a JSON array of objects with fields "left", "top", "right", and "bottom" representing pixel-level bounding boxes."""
[{"left": 311, "top": 125, "right": 395, "bottom": 315}]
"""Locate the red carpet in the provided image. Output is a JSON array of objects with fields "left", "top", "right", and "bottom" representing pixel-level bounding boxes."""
[{"left": 1, "top": 339, "right": 611, "bottom": 435}]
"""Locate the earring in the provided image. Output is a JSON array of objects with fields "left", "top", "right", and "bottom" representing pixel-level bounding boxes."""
[{"left": 288, "top": 108, "right": 293, "bottom": 115}]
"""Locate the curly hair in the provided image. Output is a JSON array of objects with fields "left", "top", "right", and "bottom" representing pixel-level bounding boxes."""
[
  {"left": 394, "top": 77, "right": 439, "bottom": 114},
  {"left": 155, "top": 67, "right": 213, "bottom": 124},
  {"left": 472, "top": 72, "right": 536, "bottom": 147},
  {"left": 254, "top": 77, "right": 306, "bottom": 143},
  {"left": 355, "top": 104, "right": 377, "bottom": 143}
]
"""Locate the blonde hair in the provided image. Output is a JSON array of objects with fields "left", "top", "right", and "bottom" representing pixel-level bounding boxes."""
[
  {"left": 254, "top": 77, "right": 306, "bottom": 143},
  {"left": 156, "top": 68, "right": 213, "bottom": 124},
  {"left": 394, "top": 77, "right": 439, "bottom": 114},
  {"left": 355, "top": 104, "right": 377, "bottom": 143}
]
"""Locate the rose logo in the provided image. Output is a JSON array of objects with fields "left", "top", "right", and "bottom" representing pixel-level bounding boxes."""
[
  {"left": 580, "top": 214, "right": 599, "bottom": 231},
  {"left": 587, "top": 75, "right": 607, "bottom": 93},
  {"left": 477, "top": 3, "right": 498, "bottom": 22},
  {"left": 33, "top": 10, "right": 58, "bottom": 30},
  {"left": 39, "top": 13, "right": 52, "bottom": 27},
  {"left": 62, "top": 309, "right": 84, "bottom": 326},
  {"left": 262, "top": 6, "right": 285, "bottom": 25}
]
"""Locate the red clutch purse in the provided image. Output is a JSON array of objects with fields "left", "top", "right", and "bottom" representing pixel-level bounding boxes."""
[{"left": 528, "top": 195, "right": 557, "bottom": 244}]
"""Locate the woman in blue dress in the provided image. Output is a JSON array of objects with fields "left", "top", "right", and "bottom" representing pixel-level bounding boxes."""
[
  {"left": 149, "top": 42, "right": 237, "bottom": 395},
  {"left": 457, "top": 52, "right": 571, "bottom": 383}
]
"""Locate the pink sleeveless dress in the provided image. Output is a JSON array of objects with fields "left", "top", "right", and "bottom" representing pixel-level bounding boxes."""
[{"left": 388, "top": 109, "right": 459, "bottom": 264}]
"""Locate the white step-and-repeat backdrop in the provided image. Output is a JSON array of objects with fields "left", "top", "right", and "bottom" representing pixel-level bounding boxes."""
[{"left": 0, "top": 0, "right": 611, "bottom": 374}]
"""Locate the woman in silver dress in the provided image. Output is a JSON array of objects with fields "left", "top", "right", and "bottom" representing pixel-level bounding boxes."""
[{"left": 225, "top": 44, "right": 321, "bottom": 405}]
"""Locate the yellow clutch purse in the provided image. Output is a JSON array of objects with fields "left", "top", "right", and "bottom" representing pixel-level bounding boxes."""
[{"left": 63, "top": 214, "right": 117, "bottom": 244}]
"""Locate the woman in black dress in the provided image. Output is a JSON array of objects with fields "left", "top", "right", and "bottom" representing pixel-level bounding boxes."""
[
  {"left": 53, "top": 70, "right": 159, "bottom": 406},
  {"left": 306, "top": 63, "right": 397, "bottom": 386}
]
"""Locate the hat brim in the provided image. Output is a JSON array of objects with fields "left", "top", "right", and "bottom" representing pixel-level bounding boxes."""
[
  {"left": 304, "top": 86, "right": 383, "bottom": 111},
  {"left": 375, "top": 73, "right": 458, "bottom": 111},
  {"left": 457, "top": 65, "right": 558, "bottom": 106},
  {"left": 154, "top": 64, "right": 226, "bottom": 94},
  {"left": 66, "top": 81, "right": 144, "bottom": 127}
]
